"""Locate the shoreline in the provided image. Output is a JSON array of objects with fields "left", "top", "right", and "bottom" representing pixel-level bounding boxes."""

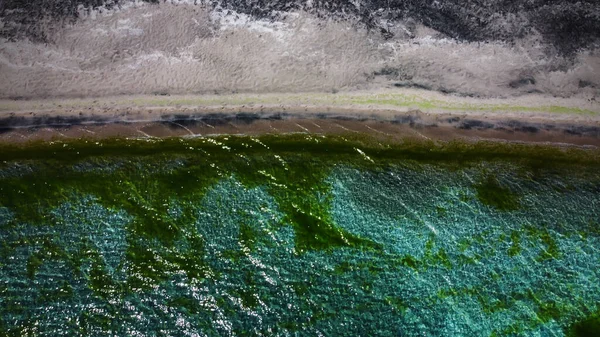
[{"left": 1, "top": 90, "right": 599, "bottom": 146}]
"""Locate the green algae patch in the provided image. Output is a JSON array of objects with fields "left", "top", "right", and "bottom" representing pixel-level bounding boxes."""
[
  {"left": 567, "top": 308, "right": 600, "bottom": 337},
  {"left": 26, "top": 254, "right": 44, "bottom": 279},
  {"left": 89, "top": 258, "right": 120, "bottom": 300},
  {"left": 507, "top": 230, "right": 522, "bottom": 257},
  {"left": 287, "top": 208, "right": 378, "bottom": 252},
  {"left": 26, "top": 238, "right": 69, "bottom": 279},
  {"left": 423, "top": 236, "right": 453, "bottom": 269},
  {"left": 536, "top": 229, "right": 562, "bottom": 261},
  {"left": 475, "top": 175, "right": 521, "bottom": 211},
  {"left": 0, "top": 133, "right": 598, "bottom": 167},
  {"left": 385, "top": 296, "right": 408, "bottom": 313},
  {"left": 239, "top": 222, "right": 258, "bottom": 251},
  {"left": 397, "top": 255, "right": 420, "bottom": 270}
]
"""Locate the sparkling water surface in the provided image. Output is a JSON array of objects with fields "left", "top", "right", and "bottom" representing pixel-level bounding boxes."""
[{"left": 0, "top": 136, "right": 599, "bottom": 336}]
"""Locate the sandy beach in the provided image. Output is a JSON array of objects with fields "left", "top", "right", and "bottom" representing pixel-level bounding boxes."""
[{"left": 0, "top": 89, "right": 599, "bottom": 147}]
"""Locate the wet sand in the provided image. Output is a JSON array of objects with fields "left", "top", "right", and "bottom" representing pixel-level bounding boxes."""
[{"left": 1, "top": 91, "right": 599, "bottom": 146}]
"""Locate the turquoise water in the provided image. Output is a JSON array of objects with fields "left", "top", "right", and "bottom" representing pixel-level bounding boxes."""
[{"left": 0, "top": 136, "right": 599, "bottom": 336}]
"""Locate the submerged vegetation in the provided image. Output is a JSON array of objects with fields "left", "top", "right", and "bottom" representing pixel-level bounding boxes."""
[
  {"left": 475, "top": 175, "right": 521, "bottom": 211},
  {"left": 0, "top": 134, "right": 599, "bottom": 335},
  {"left": 568, "top": 309, "right": 600, "bottom": 337},
  {"left": 1, "top": 134, "right": 597, "bottom": 254}
]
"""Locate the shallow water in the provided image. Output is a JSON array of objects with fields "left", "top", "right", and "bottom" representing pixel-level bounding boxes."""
[{"left": 0, "top": 135, "right": 599, "bottom": 336}]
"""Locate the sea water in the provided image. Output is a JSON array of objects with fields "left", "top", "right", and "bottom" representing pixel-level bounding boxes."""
[{"left": 0, "top": 135, "right": 599, "bottom": 336}]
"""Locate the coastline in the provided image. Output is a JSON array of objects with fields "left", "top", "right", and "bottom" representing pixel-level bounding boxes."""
[
  {"left": 1, "top": 91, "right": 600, "bottom": 337},
  {"left": 1, "top": 89, "right": 599, "bottom": 146}
]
